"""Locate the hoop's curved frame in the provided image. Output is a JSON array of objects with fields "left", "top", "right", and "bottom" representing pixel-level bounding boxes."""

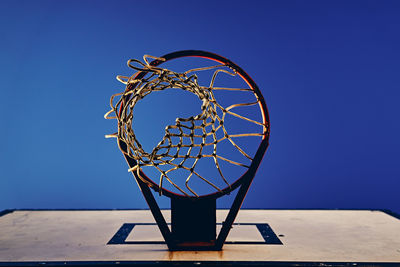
[{"left": 118, "top": 50, "right": 270, "bottom": 200}]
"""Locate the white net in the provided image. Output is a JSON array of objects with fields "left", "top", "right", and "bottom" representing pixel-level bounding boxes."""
[{"left": 105, "top": 55, "right": 267, "bottom": 197}]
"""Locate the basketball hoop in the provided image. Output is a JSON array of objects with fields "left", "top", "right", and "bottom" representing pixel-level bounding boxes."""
[{"left": 105, "top": 50, "right": 270, "bottom": 250}]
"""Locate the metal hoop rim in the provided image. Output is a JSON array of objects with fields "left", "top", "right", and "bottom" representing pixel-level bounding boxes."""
[{"left": 118, "top": 50, "right": 270, "bottom": 200}]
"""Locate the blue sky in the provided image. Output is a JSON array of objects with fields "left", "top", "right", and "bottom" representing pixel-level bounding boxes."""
[{"left": 1, "top": 0, "right": 399, "bottom": 213}]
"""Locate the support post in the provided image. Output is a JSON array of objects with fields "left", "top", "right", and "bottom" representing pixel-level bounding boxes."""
[{"left": 171, "top": 197, "right": 216, "bottom": 250}]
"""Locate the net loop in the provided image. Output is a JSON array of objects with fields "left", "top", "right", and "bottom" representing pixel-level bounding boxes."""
[{"left": 105, "top": 55, "right": 266, "bottom": 197}]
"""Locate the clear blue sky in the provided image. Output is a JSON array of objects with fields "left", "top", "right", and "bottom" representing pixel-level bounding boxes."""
[{"left": 1, "top": 0, "right": 399, "bottom": 213}]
